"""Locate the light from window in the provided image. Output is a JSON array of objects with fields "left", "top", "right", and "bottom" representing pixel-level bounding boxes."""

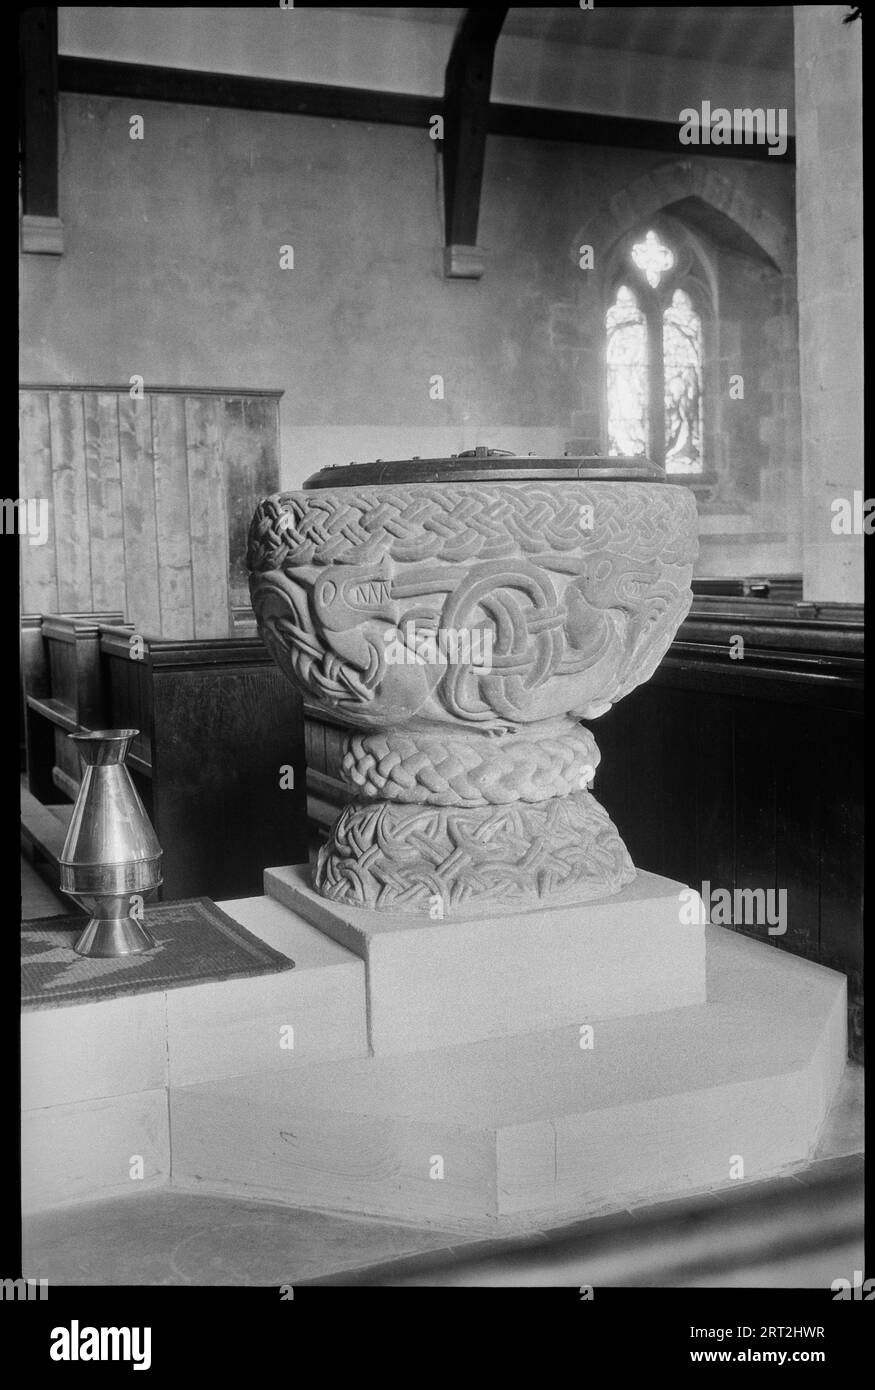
[
  {"left": 631, "top": 229, "right": 675, "bottom": 288},
  {"left": 663, "top": 289, "right": 704, "bottom": 474},
  {"left": 606, "top": 286, "right": 649, "bottom": 457}
]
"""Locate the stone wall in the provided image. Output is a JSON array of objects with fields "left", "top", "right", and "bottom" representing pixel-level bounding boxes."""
[
  {"left": 794, "top": 5, "right": 864, "bottom": 603},
  {"left": 20, "top": 93, "right": 801, "bottom": 579}
]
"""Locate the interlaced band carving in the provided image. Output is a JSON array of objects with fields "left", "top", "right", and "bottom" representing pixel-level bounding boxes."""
[
  {"left": 247, "top": 483, "right": 698, "bottom": 572},
  {"left": 315, "top": 791, "right": 636, "bottom": 912}
]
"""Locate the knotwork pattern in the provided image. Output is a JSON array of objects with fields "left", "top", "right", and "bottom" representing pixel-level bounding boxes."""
[
  {"left": 247, "top": 482, "right": 698, "bottom": 572},
  {"left": 315, "top": 791, "right": 636, "bottom": 912},
  {"left": 248, "top": 481, "right": 697, "bottom": 725}
]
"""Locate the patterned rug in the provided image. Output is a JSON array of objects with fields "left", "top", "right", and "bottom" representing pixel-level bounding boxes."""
[{"left": 21, "top": 898, "right": 294, "bottom": 1009}]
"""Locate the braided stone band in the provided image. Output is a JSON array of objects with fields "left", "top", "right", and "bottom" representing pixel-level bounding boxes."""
[
  {"left": 342, "top": 723, "right": 601, "bottom": 808},
  {"left": 248, "top": 483, "right": 697, "bottom": 572}
]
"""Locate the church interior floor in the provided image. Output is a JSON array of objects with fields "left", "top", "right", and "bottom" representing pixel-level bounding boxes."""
[
  {"left": 20, "top": 857, "right": 863, "bottom": 1287},
  {"left": 21, "top": 1134, "right": 862, "bottom": 1289}
]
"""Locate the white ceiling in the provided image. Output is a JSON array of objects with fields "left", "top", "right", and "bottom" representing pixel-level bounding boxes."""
[
  {"left": 341, "top": 7, "right": 794, "bottom": 72},
  {"left": 59, "top": 7, "right": 795, "bottom": 124}
]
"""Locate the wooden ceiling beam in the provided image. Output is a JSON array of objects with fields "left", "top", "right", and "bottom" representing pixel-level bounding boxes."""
[
  {"left": 19, "top": 7, "right": 63, "bottom": 253},
  {"left": 442, "top": 7, "right": 508, "bottom": 279}
]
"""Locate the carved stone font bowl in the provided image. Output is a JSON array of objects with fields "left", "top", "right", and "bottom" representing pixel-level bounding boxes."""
[{"left": 248, "top": 455, "right": 698, "bottom": 914}]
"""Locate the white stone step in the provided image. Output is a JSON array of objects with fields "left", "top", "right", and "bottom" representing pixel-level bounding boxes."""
[
  {"left": 169, "top": 927, "right": 846, "bottom": 1226},
  {"left": 21, "top": 894, "right": 368, "bottom": 1211}
]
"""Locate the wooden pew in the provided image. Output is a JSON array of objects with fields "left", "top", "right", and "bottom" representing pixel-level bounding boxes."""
[{"left": 21, "top": 614, "right": 309, "bottom": 903}]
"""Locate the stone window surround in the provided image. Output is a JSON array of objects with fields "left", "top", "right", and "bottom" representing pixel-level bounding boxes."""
[
  {"left": 563, "top": 158, "right": 798, "bottom": 545},
  {"left": 603, "top": 218, "right": 716, "bottom": 483}
]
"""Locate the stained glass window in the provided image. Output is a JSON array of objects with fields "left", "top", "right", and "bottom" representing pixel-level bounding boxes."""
[
  {"left": 663, "top": 289, "right": 704, "bottom": 474},
  {"left": 605, "top": 235, "right": 706, "bottom": 474},
  {"left": 631, "top": 229, "right": 675, "bottom": 288},
  {"left": 606, "top": 286, "right": 649, "bottom": 457}
]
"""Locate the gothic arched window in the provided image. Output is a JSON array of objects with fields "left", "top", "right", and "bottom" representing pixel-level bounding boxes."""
[
  {"left": 663, "top": 289, "right": 704, "bottom": 472},
  {"left": 605, "top": 229, "right": 706, "bottom": 474},
  {"left": 606, "top": 286, "right": 649, "bottom": 457}
]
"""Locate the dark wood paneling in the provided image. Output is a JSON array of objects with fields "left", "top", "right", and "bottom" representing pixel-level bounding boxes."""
[
  {"left": 322, "top": 723, "right": 347, "bottom": 793},
  {"left": 23, "top": 618, "right": 309, "bottom": 903},
  {"left": 25, "top": 613, "right": 124, "bottom": 801},
  {"left": 101, "top": 632, "right": 309, "bottom": 901},
  {"left": 732, "top": 703, "right": 778, "bottom": 944},
  {"left": 148, "top": 663, "right": 306, "bottom": 900},
  {"left": 20, "top": 615, "right": 48, "bottom": 770},
  {"left": 303, "top": 709, "right": 327, "bottom": 777},
  {"left": 692, "top": 692, "right": 735, "bottom": 893},
  {"left": 658, "top": 688, "right": 702, "bottom": 884},
  {"left": 586, "top": 604, "right": 862, "bottom": 1057},
  {"left": 817, "top": 716, "right": 865, "bottom": 1059},
  {"left": 775, "top": 705, "right": 823, "bottom": 960}
]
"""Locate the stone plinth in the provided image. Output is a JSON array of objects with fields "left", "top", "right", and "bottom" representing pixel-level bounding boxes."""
[
  {"left": 265, "top": 863, "right": 706, "bottom": 1054},
  {"left": 169, "top": 926, "right": 846, "bottom": 1226},
  {"left": 22, "top": 894, "right": 846, "bottom": 1226}
]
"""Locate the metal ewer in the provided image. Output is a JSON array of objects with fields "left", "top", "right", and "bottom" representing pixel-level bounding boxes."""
[{"left": 58, "top": 729, "right": 163, "bottom": 957}]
